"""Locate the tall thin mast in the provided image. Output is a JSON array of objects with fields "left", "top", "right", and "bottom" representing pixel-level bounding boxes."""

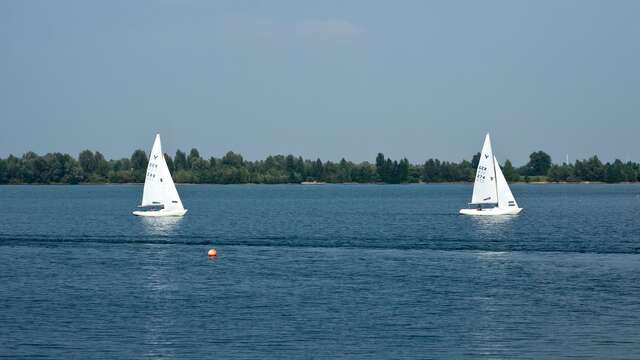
[{"left": 493, "top": 156, "right": 499, "bottom": 204}]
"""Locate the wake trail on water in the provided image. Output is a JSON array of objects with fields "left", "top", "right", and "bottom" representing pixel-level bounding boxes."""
[{"left": 0, "top": 233, "right": 638, "bottom": 256}]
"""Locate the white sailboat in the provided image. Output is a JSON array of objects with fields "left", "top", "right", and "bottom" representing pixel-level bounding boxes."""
[
  {"left": 133, "top": 134, "right": 187, "bottom": 217},
  {"left": 459, "top": 134, "right": 522, "bottom": 216}
]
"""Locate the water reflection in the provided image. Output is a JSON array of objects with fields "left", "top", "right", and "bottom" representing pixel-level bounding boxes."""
[
  {"left": 470, "top": 215, "right": 518, "bottom": 237},
  {"left": 141, "top": 245, "right": 179, "bottom": 359},
  {"left": 469, "top": 249, "right": 513, "bottom": 357},
  {"left": 139, "top": 216, "right": 183, "bottom": 236}
]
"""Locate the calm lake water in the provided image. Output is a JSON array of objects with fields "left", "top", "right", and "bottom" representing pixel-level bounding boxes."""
[{"left": 1, "top": 184, "right": 639, "bottom": 359}]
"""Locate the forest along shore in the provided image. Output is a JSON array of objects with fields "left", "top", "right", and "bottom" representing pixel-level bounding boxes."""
[{"left": 0, "top": 149, "right": 637, "bottom": 185}]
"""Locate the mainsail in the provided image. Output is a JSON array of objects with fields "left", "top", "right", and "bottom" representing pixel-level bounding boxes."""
[
  {"left": 470, "top": 134, "right": 498, "bottom": 205},
  {"left": 140, "top": 134, "right": 184, "bottom": 211}
]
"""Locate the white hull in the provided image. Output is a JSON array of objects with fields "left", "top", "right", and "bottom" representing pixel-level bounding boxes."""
[
  {"left": 459, "top": 207, "right": 522, "bottom": 216},
  {"left": 133, "top": 208, "right": 188, "bottom": 217}
]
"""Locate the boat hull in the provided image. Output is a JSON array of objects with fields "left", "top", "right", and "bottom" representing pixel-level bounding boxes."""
[
  {"left": 132, "top": 208, "right": 188, "bottom": 217},
  {"left": 459, "top": 207, "right": 522, "bottom": 216}
]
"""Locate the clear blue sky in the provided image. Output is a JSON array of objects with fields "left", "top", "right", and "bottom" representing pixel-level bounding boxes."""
[{"left": 1, "top": 0, "right": 639, "bottom": 165}]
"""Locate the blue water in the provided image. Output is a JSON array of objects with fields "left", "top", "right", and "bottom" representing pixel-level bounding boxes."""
[{"left": 1, "top": 184, "right": 639, "bottom": 359}]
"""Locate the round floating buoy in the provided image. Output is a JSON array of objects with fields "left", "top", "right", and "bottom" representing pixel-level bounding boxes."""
[{"left": 208, "top": 248, "right": 217, "bottom": 257}]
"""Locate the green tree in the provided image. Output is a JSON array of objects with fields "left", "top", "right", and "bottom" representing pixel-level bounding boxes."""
[
  {"left": 5, "top": 155, "right": 20, "bottom": 183},
  {"left": 130, "top": 149, "right": 148, "bottom": 182},
  {"left": 525, "top": 151, "right": 552, "bottom": 176},
  {"left": 187, "top": 148, "right": 201, "bottom": 170},
  {"left": 20, "top": 152, "right": 47, "bottom": 183},
  {"left": 62, "top": 157, "right": 83, "bottom": 184},
  {"left": 375, "top": 153, "right": 386, "bottom": 181},
  {"left": 471, "top": 152, "right": 481, "bottom": 170},
  {"left": 605, "top": 159, "right": 625, "bottom": 183},
  {"left": 94, "top": 151, "right": 109, "bottom": 178},
  {"left": 353, "top": 161, "right": 375, "bottom": 182},
  {"left": 174, "top": 150, "right": 187, "bottom": 171},
  {"left": 0, "top": 158, "right": 7, "bottom": 184},
  {"left": 130, "top": 150, "right": 148, "bottom": 170},
  {"left": 548, "top": 164, "right": 574, "bottom": 182},
  {"left": 398, "top": 158, "right": 410, "bottom": 183},
  {"left": 78, "top": 150, "right": 96, "bottom": 174},
  {"left": 575, "top": 156, "right": 605, "bottom": 181},
  {"left": 502, "top": 159, "right": 520, "bottom": 182},
  {"left": 422, "top": 159, "right": 440, "bottom": 182},
  {"left": 311, "top": 158, "right": 323, "bottom": 179},
  {"left": 222, "top": 151, "right": 244, "bottom": 167}
]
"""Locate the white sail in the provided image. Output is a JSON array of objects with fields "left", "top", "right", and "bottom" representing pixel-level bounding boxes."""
[
  {"left": 470, "top": 133, "right": 498, "bottom": 205},
  {"left": 494, "top": 156, "right": 518, "bottom": 209},
  {"left": 140, "top": 134, "right": 184, "bottom": 211},
  {"left": 460, "top": 133, "right": 522, "bottom": 216}
]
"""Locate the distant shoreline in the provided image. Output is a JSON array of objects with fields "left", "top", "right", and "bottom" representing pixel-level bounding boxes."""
[
  {"left": 1, "top": 181, "right": 637, "bottom": 186},
  {"left": 2, "top": 149, "right": 638, "bottom": 185}
]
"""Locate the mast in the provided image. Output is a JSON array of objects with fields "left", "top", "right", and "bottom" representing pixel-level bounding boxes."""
[
  {"left": 487, "top": 134, "right": 499, "bottom": 204},
  {"left": 493, "top": 156, "right": 499, "bottom": 204}
]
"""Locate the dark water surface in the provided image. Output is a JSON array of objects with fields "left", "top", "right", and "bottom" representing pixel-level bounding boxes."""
[{"left": 1, "top": 184, "right": 639, "bottom": 359}]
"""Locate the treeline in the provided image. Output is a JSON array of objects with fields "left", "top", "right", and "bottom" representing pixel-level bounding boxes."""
[
  {"left": 547, "top": 157, "right": 640, "bottom": 183},
  {"left": 0, "top": 149, "right": 638, "bottom": 184}
]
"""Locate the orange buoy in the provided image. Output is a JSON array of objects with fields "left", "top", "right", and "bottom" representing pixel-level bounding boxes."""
[{"left": 207, "top": 248, "right": 217, "bottom": 257}]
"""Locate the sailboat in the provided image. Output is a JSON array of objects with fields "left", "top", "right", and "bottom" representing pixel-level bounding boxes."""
[
  {"left": 132, "top": 134, "right": 187, "bottom": 217},
  {"left": 459, "top": 134, "right": 522, "bottom": 216}
]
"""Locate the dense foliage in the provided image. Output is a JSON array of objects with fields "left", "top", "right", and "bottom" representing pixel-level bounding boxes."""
[{"left": 0, "top": 149, "right": 637, "bottom": 184}]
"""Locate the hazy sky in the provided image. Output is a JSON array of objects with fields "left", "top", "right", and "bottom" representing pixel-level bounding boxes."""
[{"left": 1, "top": 0, "right": 639, "bottom": 165}]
